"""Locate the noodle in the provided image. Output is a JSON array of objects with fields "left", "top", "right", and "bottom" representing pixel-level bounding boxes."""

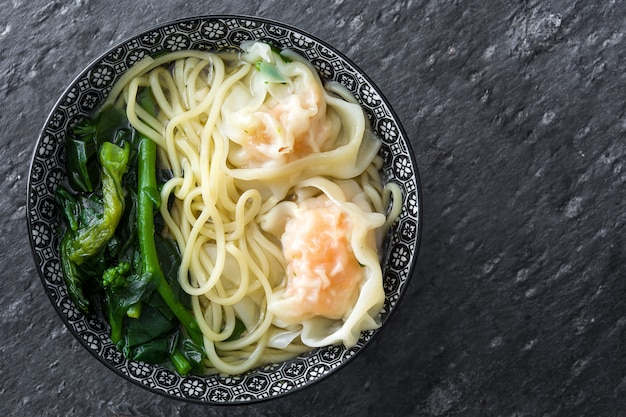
[{"left": 108, "top": 41, "right": 401, "bottom": 374}]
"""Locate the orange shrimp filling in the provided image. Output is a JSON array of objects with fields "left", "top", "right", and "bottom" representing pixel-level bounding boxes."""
[
  {"left": 281, "top": 198, "right": 363, "bottom": 319},
  {"left": 242, "top": 81, "right": 333, "bottom": 164}
]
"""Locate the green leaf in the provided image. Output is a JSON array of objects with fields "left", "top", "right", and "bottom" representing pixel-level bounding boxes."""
[
  {"left": 128, "top": 335, "right": 172, "bottom": 363},
  {"left": 55, "top": 186, "right": 80, "bottom": 232},
  {"left": 95, "top": 106, "right": 129, "bottom": 149},
  {"left": 124, "top": 304, "right": 177, "bottom": 348},
  {"left": 65, "top": 136, "right": 98, "bottom": 193}
]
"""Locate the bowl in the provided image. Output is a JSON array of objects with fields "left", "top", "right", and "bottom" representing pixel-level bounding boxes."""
[{"left": 26, "top": 15, "right": 421, "bottom": 404}]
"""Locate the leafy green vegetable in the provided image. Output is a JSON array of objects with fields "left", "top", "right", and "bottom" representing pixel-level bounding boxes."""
[
  {"left": 104, "top": 270, "right": 153, "bottom": 344},
  {"left": 66, "top": 141, "right": 129, "bottom": 265},
  {"left": 56, "top": 90, "right": 207, "bottom": 375},
  {"left": 65, "top": 106, "right": 129, "bottom": 193},
  {"left": 59, "top": 139, "right": 130, "bottom": 313}
]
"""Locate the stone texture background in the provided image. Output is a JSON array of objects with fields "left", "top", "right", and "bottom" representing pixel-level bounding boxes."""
[{"left": 2, "top": 0, "right": 625, "bottom": 416}]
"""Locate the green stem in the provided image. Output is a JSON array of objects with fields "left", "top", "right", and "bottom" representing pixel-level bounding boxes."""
[
  {"left": 170, "top": 350, "right": 193, "bottom": 376},
  {"left": 136, "top": 135, "right": 204, "bottom": 347}
]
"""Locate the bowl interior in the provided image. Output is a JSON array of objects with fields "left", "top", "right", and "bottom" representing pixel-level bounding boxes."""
[{"left": 27, "top": 15, "right": 421, "bottom": 404}]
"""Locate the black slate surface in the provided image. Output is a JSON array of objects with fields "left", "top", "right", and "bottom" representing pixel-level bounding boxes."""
[{"left": 2, "top": 1, "right": 625, "bottom": 416}]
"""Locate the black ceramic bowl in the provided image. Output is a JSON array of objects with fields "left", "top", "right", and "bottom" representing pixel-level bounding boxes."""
[{"left": 27, "top": 15, "right": 421, "bottom": 404}]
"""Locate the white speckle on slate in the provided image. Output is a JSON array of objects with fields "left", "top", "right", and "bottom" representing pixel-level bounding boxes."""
[
  {"left": 602, "top": 32, "right": 624, "bottom": 48},
  {"left": 426, "top": 383, "right": 462, "bottom": 416},
  {"left": 571, "top": 358, "right": 590, "bottom": 376},
  {"left": 522, "top": 338, "right": 538, "bottom": 351},
  {"left": 564, "top": 196, "right": 583, "bottom": 218},
  {"left": 490, "top": 336, "right": 504, "bottom": 348},
  {"left": 483, "top": 44, "right": 496, "bottom": 59},
  {"left": 515, "top": 268, "right": 530, "bottom": 283},
  {"left": 482, "top": 256, "right": 500, "bottom": 274},
  {"left": 349, "top": 15, "right": 363, "bottom": 31},
  {"left": 541, "top": 111, "right": 555, "bottom": 125}
]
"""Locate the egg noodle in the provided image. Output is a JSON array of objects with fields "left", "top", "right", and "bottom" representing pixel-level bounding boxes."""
[{"left": 105, "top": 42, "right": 402, "bottom": 374}]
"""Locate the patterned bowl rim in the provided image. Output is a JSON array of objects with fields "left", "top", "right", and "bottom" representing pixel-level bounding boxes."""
[{"left": 26, "top": 14, "right": 422, "bottom": 404}]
